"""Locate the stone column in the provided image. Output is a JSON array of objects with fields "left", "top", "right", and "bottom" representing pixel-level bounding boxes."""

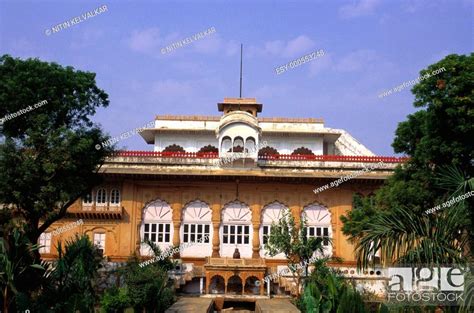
[
  {"left": 212, "top": 222, "right": 220, "bottom": 257},
  {"left": 172, "top": 222, "right": 180, "bottom": 258},
  {"left": 291, "top": 205, "right": 302, "bottom": 231},
  {"left": 252, "top": 223, "right": 260, "bottom": 259},
  {"left": 172, "top": 203, "right": 182, "bottom": 258},
  {"left": 251, "top": 204, "right": 262, "bottom": 259},
  {"left": 224, "top": 276, "right": 228, "bottom": 294}
]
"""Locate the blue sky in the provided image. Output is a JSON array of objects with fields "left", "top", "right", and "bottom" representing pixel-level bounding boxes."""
[{"left": 1, "top": 0, "right": 472, "bottom": 155}]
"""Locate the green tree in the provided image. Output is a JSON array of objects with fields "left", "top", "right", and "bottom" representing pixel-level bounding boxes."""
[
  {"left": 0, "top": 54, "right": 112, "bottom": 306},
  {"left": 341, "top": 53, "right": 474, "bottom": 268},
  {"left": 265, "top": 211, "right": 327, "bottom": 296}
]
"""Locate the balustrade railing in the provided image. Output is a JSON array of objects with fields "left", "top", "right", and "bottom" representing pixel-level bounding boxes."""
[{"left": 111, "top": 150, "right": 408, "bottom": 163}]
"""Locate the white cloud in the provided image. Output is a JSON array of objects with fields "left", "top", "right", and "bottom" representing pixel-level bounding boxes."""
[
  {"left": 193, "top": 33, "right": 222, "bottom": 54},
  {"left": 248, "top": 35, "right": 316, "bottom": 58},
  {"left": 250, "top": 84, "right": 293, "bottom": 101},
  {"left": 70, "top": 28, "right": 105, "bottom": 49},
  {"left": 148, "top": 78, "right": 228, "bottom": 113},
  {"left": 333, "top": 50, "right": 378, "bottom": 72},
  {"left": 283, "top": 35, "right": 316, "bottom": 57},
  {"left": 128, "top": 27, "right": 163, "bottom": 54},
  {"left": 225, "top": 40, "right": 240, "bottom": 57},
  {"left": 151, "top": 79, "right": 195, "bottom": 96},
  {"left": 128, "top": 27, "right": 226, "bottom": 57},
  {"left": 339, "top": 0, "right": 381, "bottom": 19},
  {"left": 309, "top": 53, "right": 333, "bottom": 77}
]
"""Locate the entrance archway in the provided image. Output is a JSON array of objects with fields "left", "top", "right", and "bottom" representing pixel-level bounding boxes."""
[
  {"left": 209, "top": 275, "right": 225, "bottom": 294},
  {"left": 227, "top": 275, "right": 243, "bottom": 294},
  {"left": 244, "top": 276, "right": 260, "bottom": 295}
]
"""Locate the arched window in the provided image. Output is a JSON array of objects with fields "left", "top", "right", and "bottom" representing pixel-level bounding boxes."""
[
  {"left": 244, "top": 137, "right": 256, "bottom": 153},
  {"left": 140, "top": 199, "right": 173, "bottom": 256},
  {"left": 181, "top": 200, "right": 212, "bottom": 257},
  {"left": 233, "top": 137, "right": 244, "bottom": 153},
  {"left": 292, "top": 147, "right": 314, "bottom": 155},
  {"left": 221, "top": 137, "right": 232, "bottom": 152},
  {"left": 162, "top": 144, "right": 185, "bottom": 153},
  {"left": 83, "top": 192, "right": 93, "bottom": 205},
  {"left": 302, "top": 204, "right": 332, "bottom": 256},
  {"left": 96, "top": 188, "right": 107, "bottom": 205},
  {"left": 260, "top": 202, "right": 289, "bottom": 258},
  {"left": 110, "top": 189, "right": 121, "bottom": 205},
  {"left": 221, "top": 201, "right": 252, "bottom": 258},
  {"left": 39, "top": 232, "right": 52, "bottom": 254}
]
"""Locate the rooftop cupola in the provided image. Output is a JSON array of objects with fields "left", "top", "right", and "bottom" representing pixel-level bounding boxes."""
[{"left": 217, "top": 98, "right": 263, "bottom": 117}]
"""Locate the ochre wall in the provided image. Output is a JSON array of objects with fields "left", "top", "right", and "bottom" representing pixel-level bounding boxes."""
[{"left": 41, "top": 178, "right": 379, "bottom": 266}]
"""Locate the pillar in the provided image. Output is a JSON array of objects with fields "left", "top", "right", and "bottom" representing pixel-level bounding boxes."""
[
  {"left": 211, "top": 222, "right": 220, "bottom": 257},
  {"left": 205, "top": 273, "right": 210, "bottom": 294},
  {"left": 252, "top": 223, "right": 260, "bottom": 258},
  {"left": 211, "top": 202, "right": 221, "bottom": 257},
  {"left": 172, "top": 221, "right": 181, "bottom": 258},
  {"left": 266, "top": 279, "right": 270, "bottom": 296},
  {"left": 172, "top": 203, "right": 182, "bottom": 258},
  {"left": 251, "top": 204, "right": 262, "bottom": 259},
  {"left": 200, "top": 277, "right": 204, "bottom": 294}
]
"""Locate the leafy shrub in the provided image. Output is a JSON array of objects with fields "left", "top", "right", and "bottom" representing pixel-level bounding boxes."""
[
  {"left": 100, "top": 287, "right": 131, "bottom": 313},
  {"left": 34, "top": 234, "right": 103, "bottom": 312},
  {"left": 298, "top": 258, "right": 367, "bottom": 313}
]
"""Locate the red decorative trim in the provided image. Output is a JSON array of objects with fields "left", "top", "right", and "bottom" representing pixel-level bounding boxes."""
[
  {"left": 112, "top": 151, "right": 409, "bottom": 163},
  {"left": 113, "top": 151, "right": 219, "bottom": 159},
  {"left": 258, "top": 154, "right": 409, "bottom": 163}
]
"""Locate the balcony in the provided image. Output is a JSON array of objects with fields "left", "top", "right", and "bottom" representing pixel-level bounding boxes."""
[
  {"left": 67, "top": 203, "right": 123, "bottom": 220},
  {"left": 205, "top": 257, "right": 266, "bottom": 267},
  {"left": 103, "top": 151, "right": 408, "bottom": 179},
  {"left": 113, "top": 151, "right": 218, "bottom": 159},
  {"left": 258, "top": 154, "right": 409, "bottom": 163},
  {"left": 111, "top": 151, "right": 408, "bottom": 163}
]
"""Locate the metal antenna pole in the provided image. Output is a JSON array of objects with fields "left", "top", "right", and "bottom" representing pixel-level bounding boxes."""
[{"left": 239, "top": 44, "right": 243, "bottom": 98}]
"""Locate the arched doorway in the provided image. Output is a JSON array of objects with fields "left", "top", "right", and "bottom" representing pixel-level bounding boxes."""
[
  {"left": 209, "top": 275, "right": 225, "bottom": 294},
  {"left": 227, "top": 275, "right": 243, "bottom": 294},
  {"left": 244, "top": 276, "right": 260, "bottom": 295}
]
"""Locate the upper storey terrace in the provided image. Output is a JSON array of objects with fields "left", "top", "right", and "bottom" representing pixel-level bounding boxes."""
[
  {"left": 140, "top": 97, "right": 373, "bottom": 157},
  {"left": 102, "top": 97, "right": 407, "bottom": 179}
]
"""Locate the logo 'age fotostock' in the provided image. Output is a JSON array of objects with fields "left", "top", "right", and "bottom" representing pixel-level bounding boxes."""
[{"left": 387, "top": 265, "right": 470, "bottom": 306}]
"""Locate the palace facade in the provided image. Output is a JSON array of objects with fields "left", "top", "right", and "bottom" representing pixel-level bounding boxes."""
[{"left": 40, "top": 97, "right": 405, "bottom": 295}]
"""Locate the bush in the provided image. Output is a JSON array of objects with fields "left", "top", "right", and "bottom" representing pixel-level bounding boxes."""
[
  {"left": 33, "top": 235, "right": 103, "bottom": 312},
  {"left": 123, "top": 255, "right": 175, "bottom": 313},
  {"left": 100, "top": 287, "right": 131, "bottom": 313},
  {"left": 298, "top": 258, "right": 367, "bottom": 313}
]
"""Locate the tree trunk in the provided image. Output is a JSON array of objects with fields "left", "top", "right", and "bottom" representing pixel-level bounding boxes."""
[{"left": 3, "top": 286, "right": 9, "bottom": 313}]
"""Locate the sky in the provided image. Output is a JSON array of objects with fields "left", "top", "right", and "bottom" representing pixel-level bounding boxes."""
[{"left": 0, "top": 0, "right": 472, "bottom": 155}]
